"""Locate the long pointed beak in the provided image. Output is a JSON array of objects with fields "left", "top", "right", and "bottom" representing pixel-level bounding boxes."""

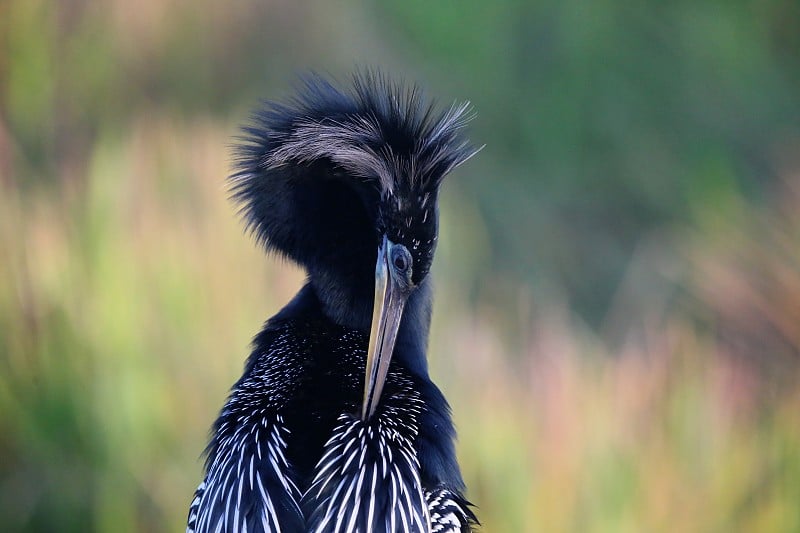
[{"left": 362, "top": 236, "right": 408, "bottom": 420}]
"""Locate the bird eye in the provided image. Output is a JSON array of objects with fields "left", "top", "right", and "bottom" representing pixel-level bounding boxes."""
[
  {"left": 391, "top": 246, "right": 411, "bottom": 275},
  {"left": 394, "top": 255, "right": 408, "bottom": 272}
]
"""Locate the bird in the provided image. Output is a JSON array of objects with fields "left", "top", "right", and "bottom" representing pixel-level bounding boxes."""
[{"left": 187, "top": 72, "right": 479, "bottom": 533}]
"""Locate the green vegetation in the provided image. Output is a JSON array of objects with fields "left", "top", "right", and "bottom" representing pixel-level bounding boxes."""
[{"left": 2, "top": 1, "right": 799, "bottom": 531}]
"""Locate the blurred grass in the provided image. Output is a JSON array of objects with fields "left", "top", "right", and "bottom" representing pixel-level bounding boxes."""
[{"left": 2, "top": 1, "right": 800, "bottom": 532}]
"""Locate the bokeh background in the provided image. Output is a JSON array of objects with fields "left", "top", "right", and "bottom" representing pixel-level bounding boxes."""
[{"left": 2, "top": 1, "right": 800, "bottom": 531}]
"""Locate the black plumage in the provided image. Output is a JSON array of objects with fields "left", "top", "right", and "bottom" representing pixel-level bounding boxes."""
[{"left": 188, "top": 72, "right": 479, "bottom": 532}]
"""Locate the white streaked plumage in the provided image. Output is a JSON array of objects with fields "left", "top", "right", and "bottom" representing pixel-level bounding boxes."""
[
  {"left": 188, "top": 413, "right": 300, "bottom": 533},
  {"left": 189, "top": 369, "right": 472, "bottom": 532},
  {"left": 304, "top": 407, "right": 428, "bottom": 533}
]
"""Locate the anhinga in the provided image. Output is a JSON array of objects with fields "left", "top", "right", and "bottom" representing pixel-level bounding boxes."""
[{"left": 188, "top": 72, "right": 479, "bottom": 532}]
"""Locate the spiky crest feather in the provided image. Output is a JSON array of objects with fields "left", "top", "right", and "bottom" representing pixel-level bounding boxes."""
[{"left": 229, "top": 71, "right": 478, "bottom": 261}]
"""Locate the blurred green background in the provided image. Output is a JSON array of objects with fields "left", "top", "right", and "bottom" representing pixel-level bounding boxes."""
[{"left": 2, "top": 0, "right": 800, "bottom": 531}]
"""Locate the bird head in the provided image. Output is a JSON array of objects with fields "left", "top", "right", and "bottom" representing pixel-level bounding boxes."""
[{"left": 231, "top": 72, "right": 478, "bottom": 419}]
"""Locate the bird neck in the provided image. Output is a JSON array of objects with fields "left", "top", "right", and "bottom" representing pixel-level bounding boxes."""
[
  {"left": 309, "top": 268, "right": 374, "bottom": 331},
  {"left": 300, "top": 275, "right": 433, "bottom": 378}
]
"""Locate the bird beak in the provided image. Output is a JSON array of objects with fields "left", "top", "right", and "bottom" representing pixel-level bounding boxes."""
[{"left": 362, "top": 236, "right": 408, "bottom": 420}]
